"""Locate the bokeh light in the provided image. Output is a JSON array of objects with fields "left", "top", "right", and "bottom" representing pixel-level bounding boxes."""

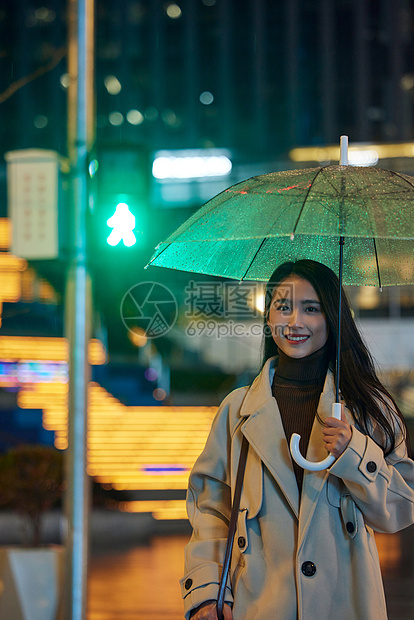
[
  {"left": 153, "top": 388, "right": 167, "bottom": 401},
  {"left": 145, "top": 368, "right": 158, "bottom": 381},
  {"left": 145, "top": 107, "right": 159, "bottom": 121},
  {"left": 128, "top": 327, "right": 148, "bottom": 348},
  {"left": 165, "top": 3, "right": 182, "bottom": 19},
  {"left": 34, "top": 115, "right": 48, "bottom": 129},
  {"left": 126, "top": 109, "right": 144, "bottom": 125},
  {"left": 199, "top": 91, "right": 214, "bottom": 105},
  {"left": 60, "top": 73, "right": 70, "bottom": 89},
  {"left": 108, "top": 111, "right": 124, "bottom": 126},
  {"left": 104, "top": 75, "right": 122, "bottom": 95}
]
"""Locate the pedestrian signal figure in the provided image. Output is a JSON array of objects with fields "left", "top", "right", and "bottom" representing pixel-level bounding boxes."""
[
  {"left": 106, "top": 202, "right": 136, "bottom": 247},
  {"left": 181, "top": 260, "right": 414, "bottom": 620}
]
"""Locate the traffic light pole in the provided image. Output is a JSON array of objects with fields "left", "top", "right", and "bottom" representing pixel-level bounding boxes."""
[{"left": 64, "top": 1, "right": 95, "bottom": 619}]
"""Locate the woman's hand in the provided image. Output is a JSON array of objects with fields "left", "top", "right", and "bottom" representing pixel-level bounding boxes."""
[
  {"left": 190, "top": 601, "right": 233, "bottom": 620},
  {"left": 323, "top": 406, "right": 352, "bottom": 458}
]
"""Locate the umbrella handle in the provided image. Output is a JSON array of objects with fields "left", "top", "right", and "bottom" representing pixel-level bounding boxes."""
[{"left": 289, "top": 403, "right": 342, "bottom": 471}]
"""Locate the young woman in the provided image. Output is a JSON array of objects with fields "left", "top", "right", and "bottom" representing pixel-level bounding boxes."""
[{"left": 181, "top": 259, "right": 414, "bottom": 620}]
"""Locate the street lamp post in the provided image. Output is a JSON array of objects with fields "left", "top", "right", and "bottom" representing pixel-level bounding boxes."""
[{"left": 64, "top": 0, "right": 95, "bottom": 618}]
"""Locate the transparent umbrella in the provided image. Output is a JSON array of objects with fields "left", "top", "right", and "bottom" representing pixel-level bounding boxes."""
[{"left": 147, "top": 137, "right": 414, "bottom": 470}]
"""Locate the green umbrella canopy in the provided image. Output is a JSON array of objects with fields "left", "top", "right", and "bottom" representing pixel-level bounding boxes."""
[{"left": 148, "top": 165, "right": 414, "bottom": 285}]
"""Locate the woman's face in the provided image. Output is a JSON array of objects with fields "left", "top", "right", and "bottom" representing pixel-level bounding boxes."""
[{"left": 267, "top": 275, "right": 328, "bottom": 359}]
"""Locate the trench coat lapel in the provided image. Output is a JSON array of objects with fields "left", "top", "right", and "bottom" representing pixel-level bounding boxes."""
[
  {"left": 298, "top": 371, "right": 337, "bottom": 545},
  {"left": 240, "top": 358, "right": 300, "bottom": 518}
]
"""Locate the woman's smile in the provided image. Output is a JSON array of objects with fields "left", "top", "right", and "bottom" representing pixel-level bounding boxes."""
[{"left": 283, "top": 333, "right": 310, "bottom": 344}]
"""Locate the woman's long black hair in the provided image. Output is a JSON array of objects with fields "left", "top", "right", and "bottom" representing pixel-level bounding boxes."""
[{"left": 263, "top": 259, "right": 409, "bottom": 457}]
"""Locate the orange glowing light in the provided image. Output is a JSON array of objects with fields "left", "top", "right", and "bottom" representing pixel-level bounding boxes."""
[
  {"left": 0, "top": 218, "right": 10, "bottom": 250},
  {"left": 0, "top": 336, "right": 106, "bottom": 364}
]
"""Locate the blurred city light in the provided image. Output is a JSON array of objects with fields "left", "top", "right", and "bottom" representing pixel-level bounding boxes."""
[
  {"left": 34, "top": 7, "right": 56, "bottom": 22},
  {"left": 0, "top": 336, "right": 106, "bottom": 365},
  {"left": 108, "top": 111, "right": 124, "bottom": 126},
  {"left": 348, "top": 150, "right": 379, "bottom": 166},
  {"left": 145, "top": 367, "right": 158, "bottom": 381},
  {"left": 152, "top": 149, "right": 232, "bottom": 179},
  {"left": 118, "top": 500, "right": 187, "bottom": 520},
  {"left": 401, "top": 74, "right": 414, "bottom": 91},
  {"left": 144, "top": 107, "right": 159, "bottom": 121},
  {"left": 153, "top": 387, "right": 166, "bottom": 401},
  {"left": 199, "top": 91, "right": 214, "bottom": 105},
  {"left": 126, "top": 109, "right": 144, "bottom": 125},
  {"left": 165, "top": 3, "right": 182, "bottom": 19},
  {"left": 33, "top": 115, "right": 48, "bottom": 129},
  {"left": 289, "top": 142, "right": 414, "bottom": 163},
  {"left": 60, "top": 73, "right": 70, "bottom": 89},
  {"left": 254, "top": 290, "right": 265, "bottom": 313},
  {"left": 161, "top": 108, "right": 181, "bottom": 128},
  {"left": 13, "top": 373, "right": 217, "bottom": 490},
  {"left": 104, "top": 75, "right": 122, "bottom": 95},
  {"left": 128, "top": 327, "right": 148, "bottom": 348}
]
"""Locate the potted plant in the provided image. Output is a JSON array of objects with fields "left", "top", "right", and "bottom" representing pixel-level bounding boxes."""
[{"left": 0, "top": 444, "right": 65, "bottom": 620}]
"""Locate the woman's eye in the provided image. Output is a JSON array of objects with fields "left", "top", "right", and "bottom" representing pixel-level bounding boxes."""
[
  {"left": 275, "top": 303, "right": 289, "bottom": 311},
  {"left": 305, "top": 306, "right": 319, "bottom": 313}
]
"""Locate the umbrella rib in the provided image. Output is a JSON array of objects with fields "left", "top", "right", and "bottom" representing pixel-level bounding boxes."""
[
  {"left": 239, "top": 238, "right": 268, "bottom": 281},
  {"left": 388, "top": 169, "right": 414, "bottom": 190},
  {"left": 292, "top": 167, "right": 326, "bottom": 235},
  {"left": 372, "top": 238, "right": 382, "bottom": 290},
  {"left": 146, "top": 242, "right": 171, "bottom": 267}
]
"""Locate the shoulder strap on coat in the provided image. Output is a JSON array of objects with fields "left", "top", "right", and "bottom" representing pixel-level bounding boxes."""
[{"left": 216, "top": 434, "right": 249, "bottom": 620}]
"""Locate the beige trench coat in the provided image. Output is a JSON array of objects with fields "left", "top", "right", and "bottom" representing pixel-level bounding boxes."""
[{"left": 181, "top": 357, "right": 414, "bottom": 620}]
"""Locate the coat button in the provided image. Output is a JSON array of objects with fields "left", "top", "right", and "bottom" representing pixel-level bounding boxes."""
[
  {"left": 346, "top": 521, "right": 355, "bottom": 533},
  {"left": 184, "top": 578, "right": 192, "bottom": 590},
  {"left": 238, "top": 536, "right": 246, "bottom": 549},
  {"left": 366, "top": 461, "right": 377, "bottom": 473},
  {"left": 301, "top": 561, "right": 316, "bottom": 577}
]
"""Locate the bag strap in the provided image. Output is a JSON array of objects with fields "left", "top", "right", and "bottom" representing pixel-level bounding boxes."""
[{"left": 216, "top": 435, "right": 249, "bottom": 620}]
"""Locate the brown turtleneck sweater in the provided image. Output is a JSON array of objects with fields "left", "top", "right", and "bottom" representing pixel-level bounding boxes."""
[{"left": 272, "top": 344, "right": 330, "bottom": 493}]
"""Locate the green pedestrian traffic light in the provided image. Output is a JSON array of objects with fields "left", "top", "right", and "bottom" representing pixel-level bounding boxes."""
[{"left": 106, "top": 202, "right": 137, "bottom": 247}]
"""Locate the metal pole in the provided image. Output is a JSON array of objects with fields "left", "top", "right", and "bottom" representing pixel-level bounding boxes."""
[
  {"left": 64, "top": 0, "right": 95, "bottom": 618},
  {"left": 336, "top": 136, "right": 348, "bottom": 404}
]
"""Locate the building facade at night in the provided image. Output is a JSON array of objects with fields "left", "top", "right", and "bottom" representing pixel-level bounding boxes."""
[{"left": 1, "top": 1, "right": 414, "bottom": 179}]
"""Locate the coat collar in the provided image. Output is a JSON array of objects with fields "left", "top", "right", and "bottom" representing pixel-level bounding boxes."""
[{"left": 239, "top": 357, "right": 337, "bottom": 526}]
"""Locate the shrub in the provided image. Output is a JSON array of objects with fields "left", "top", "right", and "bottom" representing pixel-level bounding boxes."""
[{"left": 0, "top": 445, "right": 64, "bottom": 547}]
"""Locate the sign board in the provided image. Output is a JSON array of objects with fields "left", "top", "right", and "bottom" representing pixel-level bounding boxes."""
[{"left": 5, "top": 149, "right": 60, "bottom": 260}]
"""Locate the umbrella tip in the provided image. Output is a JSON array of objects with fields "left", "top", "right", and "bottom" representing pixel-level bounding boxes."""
[{"left": 290, "top": 233, "right": 295, "bottom": 241}]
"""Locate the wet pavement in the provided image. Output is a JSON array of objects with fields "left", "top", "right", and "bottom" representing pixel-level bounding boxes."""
[
  {"left": 87, "top": 533, "right": 189, "bottom": 620},
  {"left": 87, "top": 526, "right": 414, "bottom": 620}
]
